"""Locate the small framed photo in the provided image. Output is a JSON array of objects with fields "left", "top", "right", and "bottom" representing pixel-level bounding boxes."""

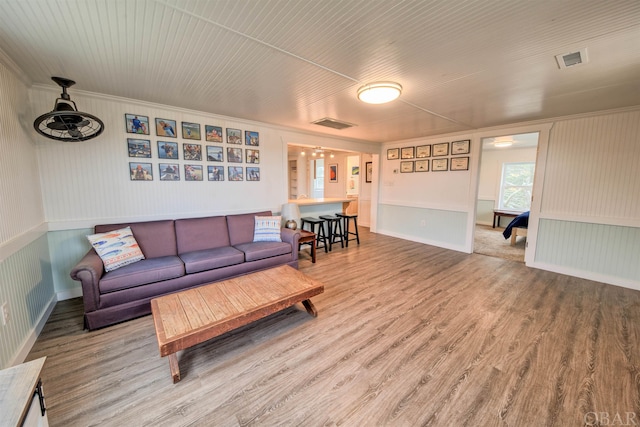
[
  {"left": 129, "top": 162, "right": 153, "bottom": 180},
  {"left": 387, "top": 148, "right": 399, "bottom": 160},
  {"left": 208, "top": 165, "right": 224, "bottom": 181},
  {"left": 184, "top": 164, "right": 203, "bottom": 181},
  {"left": 432, "top": 142, "right": 449, "bottom": 157},
  {"left": 451, "top": 139, "right": 471, "bottom": 155},
  {"left": 400, "top": 161, "right": 414, "bottom": 173},
  {"left": 155, "top": 118, "right": 177, "bottom": 138},
  {"left": 329, "top": 164, "right": 338, "bottom": 183},
  {"left": 245, "top": 130, "right": 259, "bottom": 146},
  {"left": 206, "top": 145, "right": 223, "bottom": 162},
  {"left": 432, "top": 158, "right": 448, "bottom": 171},
  {"left": 181, "top": 122, "right": 201, "bottom": 140},
  {"left": 127, "top": 138, "right": 151, "bottom": 158},
  {"left": 159, "top": 163, "right": 180, "bottom": 181},
  {"left": 183, "top": 143, "right": 202, "bottom": 161},
  {"left": 158, "top": 141, "right": 178, "bottom": 159},
  {"left": 228, "top": 166, "right": 244, "bottom": 181},
  {"left": 246, "top": 149, "right": 260, "bottom": 164},
  {"left": 227, "top": 128, "right": 242, "bottom": 144},
  {"left": 227, "top": 147, "right": 243, "bottom": 163},
  {"left": 125, "top": 114, "right": 149, "bottom": 135},
  {"left": 246, "top": 167, "right": 260, "bottom": 181},
  {"left": 401, "top": 147, "right": 415, "bottom": 159},
  {"left": 365, "top": 162, "right": 373, "bottom": 183},
  {"left": 451, "top": 156, "right": 470, "bottom": 171},
  {"left": 352, "top": 166, "right": 360, "bottom": 176},
  {"left": 205, "top": 125, "right": 223, "bottom": 142},
  {"left": 415, "top": 159, "right": 429, "bottom": 172},
  {"left": 416, "top": 145, "right": 431, "bottom": 158}
]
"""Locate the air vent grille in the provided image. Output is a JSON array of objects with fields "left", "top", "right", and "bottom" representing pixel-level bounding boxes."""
[
  {"left": 312, "top": 117, "right": 355, "bottom": 130},
  {"left": 555, "top": 48, "right": 588, "bottom": 69}
]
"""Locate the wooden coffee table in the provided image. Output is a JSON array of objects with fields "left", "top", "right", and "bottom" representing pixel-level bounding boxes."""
[{"left": 150, "top": 265, "right": 324, "bottom": 383}]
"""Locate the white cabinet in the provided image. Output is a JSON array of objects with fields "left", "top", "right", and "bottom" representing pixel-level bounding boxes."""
[{"left": 0, "top": 357, "right": 49, "bottom": 427}]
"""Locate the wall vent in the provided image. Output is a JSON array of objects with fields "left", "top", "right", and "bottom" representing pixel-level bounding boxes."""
[
  {"left": 312, "top": 117, "right": 355, "bottom": 130},
  {"left": 555, "top": 48, "right": 588, "bottom": 69}
]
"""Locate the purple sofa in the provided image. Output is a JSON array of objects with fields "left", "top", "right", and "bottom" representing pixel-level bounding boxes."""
[{"left": 70, "top": 211, "right": 300, "bottom": 330}]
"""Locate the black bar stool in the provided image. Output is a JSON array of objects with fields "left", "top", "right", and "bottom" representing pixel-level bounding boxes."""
[
  {"left": 300, "top": 217, "right": 328, "bottom": 253},
  {"left": 336, "top": 213, "right": 360, "bottom": 247},
  {"left": 319, "top": 215, "right": 344, "bottom": 251}
]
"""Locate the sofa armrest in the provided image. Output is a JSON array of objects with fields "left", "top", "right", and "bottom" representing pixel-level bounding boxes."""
[
  {"left": 280, "top": 228, "right": 301, "bottom": 261},
  {"left": 70, "top": 250, "right": 105, "bottom": 313}
]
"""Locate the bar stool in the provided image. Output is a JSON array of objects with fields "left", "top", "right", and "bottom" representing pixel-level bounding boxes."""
[
  {"left": 336, "top": 213, "right": 360, "bottom": 247},
  {"left": 319, "top": 215, "right": 344, "bottom": 251},
  {"left": 300, "top": 217, "right": 328, "bottom": 253}
]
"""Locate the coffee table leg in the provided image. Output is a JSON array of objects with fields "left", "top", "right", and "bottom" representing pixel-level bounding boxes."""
[
  {"left": 169, "top": 353, "right": 181, "bottom": 383},
  {"left": 302, "top": 299, "right": 318, "bottom": 317}
]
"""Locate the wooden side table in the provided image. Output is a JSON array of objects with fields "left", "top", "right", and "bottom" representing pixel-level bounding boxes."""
[{"left": 298, "top": 230, "right": 317, "bottom": 263}]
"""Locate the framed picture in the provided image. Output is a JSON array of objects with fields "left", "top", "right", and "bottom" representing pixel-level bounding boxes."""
[
  {"left": 208, "top": 165, "right": 224, "bottom": 181},
  {"left": 352, "top": 166, "right": 360, "bottom": 176},
  {"left": 245, "top": 130, "right": 259, "bottom": 146},
  {"left": 400, "top": 161, "right": 414, "bottom": 173},
  {"left": 125, "top": 114, "right": 149, "bottom": 135},
  {"left": 206, "top": 145, "right": 223, "bottom": 162},
  {"left": 183, "top": 143, "right": 202, "bottom": 161},
  {"left": 246, "top": 149, "right": 260, "bottom": 164},
  {"left": 158, "top": 141, "right": 178, "bottom": 159},
  {"left": 432, "top": 142, "right": 449, "bottom": 157},
  {"left": 184, "top": 164, "right": 203, "bottom": 181},
  {"left": 227, "top": 128, "right": 242, "bottom": 144},
  {"left": 365, "top": 162, "right": 373, "bottom": 183},
  {"left": 415, "top": 159, "right": 429, "bottom": 172},
  {"left": 401, "top": 147, "right": 415, "bottom": 159},
  {"left": 451, "top": 156, "right": 470, "bottom": 171},
  {"left": 205, "top": 125, "right": 223, "bottom": 142},
  {"left": 416, "top": 145, "right": 431, "bottom": 158},
  {"left": 227, "top": 147, "right": 243, "bottom": 163},
  {"left": 246, "top": 167, "right": 260, "bottom": 181},
  {"left": 129, "top": 162, "right": 153, "bottom": 180},
  {"left": 127, "top": 138, "right": 151, "bottom": 158},
  {"left": 159, "top": 163, "right": 180, "bottom": 181},
  {"left": 228, "top": 166, "right": 244, "bottom": 181},
  {"left": 432, "top": 158, "right": 448, "bottom": 171},
  {"left": 155, "top": 118, "right": 177, "bottom": 138},
  {"left": 329, "top": 164, "right": 338, "bottom": 183},
  {"left": 451, "top": 139, "right": 471, "bottom": 155},
  {"left": 387, "top": 148, "right": 399, "bottom": 160},
  {"left": 181, "top": 122, "right": 201, "bottom": 140}
]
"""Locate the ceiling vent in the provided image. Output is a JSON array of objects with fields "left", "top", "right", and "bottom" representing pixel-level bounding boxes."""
[
  {"left": 555, "top": 48, "right": 588, "bottom": 69},
  {"left": 312, "top": 117, "right": 355, "bottom": 130}
]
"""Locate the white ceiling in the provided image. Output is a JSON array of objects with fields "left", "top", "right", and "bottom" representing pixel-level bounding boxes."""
[{"left": 0, "top": 0, "right": 638, "bottom": 145}]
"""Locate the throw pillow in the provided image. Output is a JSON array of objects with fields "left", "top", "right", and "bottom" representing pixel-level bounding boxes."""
[
  {"left": 253, "top": 216, "right": 282, "bottom": 242},
  {"left": 87, "top": 226, "right": 145, "bottom": 272}
]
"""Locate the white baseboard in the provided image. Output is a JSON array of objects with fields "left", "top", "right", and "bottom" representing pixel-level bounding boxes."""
[
  {"left": 10, "top": 294, "right": 57, "bottom": 366},
  {"left": 56, "top": 287, "right": 83, "bottom": 301},
  {"left": 529, "top": 261, "right": 640, "bottom": 292},
  {"left": 377, "top": 228, "right": 469, "bottom": 253}
]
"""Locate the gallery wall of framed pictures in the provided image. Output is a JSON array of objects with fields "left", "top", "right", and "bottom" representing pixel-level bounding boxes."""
[
  {"left": 386, "top": 139, "right": 470, "bottom": 173},
  {"left": 125, "top": 113, "right": 261, "bottom": 182}
]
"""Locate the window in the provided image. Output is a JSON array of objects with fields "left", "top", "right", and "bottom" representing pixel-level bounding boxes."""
[{"left": 499, "top": 162, "right": 535, "bottom": 210}]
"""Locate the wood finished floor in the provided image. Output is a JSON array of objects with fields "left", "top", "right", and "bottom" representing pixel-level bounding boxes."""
[{"left": 27, "top": 228, "right": 640, "bottom": 426}]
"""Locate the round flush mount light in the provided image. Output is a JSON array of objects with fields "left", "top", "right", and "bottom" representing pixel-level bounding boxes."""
[{"left": 357, "top": 81, "right": 402, "bottom": 104}]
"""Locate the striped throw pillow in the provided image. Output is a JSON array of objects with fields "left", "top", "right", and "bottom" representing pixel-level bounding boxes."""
[{"left": 253, "top": 216, "right": 282, "bottom": 242}]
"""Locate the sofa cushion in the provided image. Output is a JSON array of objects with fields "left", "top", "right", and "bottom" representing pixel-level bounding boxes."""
[
  {"left": 253, "top": 216, "right": 282, "bottom": 242},
  {"left": 99, "top": 256, "right": 185, "bottom": 293},
  {"left": 87, "top": 226, "right": 145, "bottom": 272},
  {"left": 95, "top": 220, "right": 177, "bottom": 258},
  {"left": 179, "top": 246, "right": 245, "bottom": 274},
  {"left": 234, "top": 241, "right": 292, "bottom": 262},
  {"left": 175, "top": 216, "right": 230, "bottom": 253},
  {"left": 227, "top": 210, "right": 272, "bottom": 246}
]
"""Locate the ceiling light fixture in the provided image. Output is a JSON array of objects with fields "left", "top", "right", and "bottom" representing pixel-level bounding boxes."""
[
  {"left": 357, "top": 81, "right": 402, "bottom": 104},
  {"left": 493, "top": 137, "right": 514, "bottom": 148}
]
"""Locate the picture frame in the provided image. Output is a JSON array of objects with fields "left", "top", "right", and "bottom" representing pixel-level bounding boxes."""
[
  {"left": 159, "top": 163, "right": 180, "bottom": 181},
  {"left": 184, "top": 164, "right": 203, "bottom": 181},
  {"left": 157, "top": 141, "right": 178, "bottom": 159},
  {"left": 208, "top": 165, "right": 224, "bottom": 181},
  {"left": 155, "top": 118, "right": 177, "bottom": 138},
  {"left": 432, "top": 142, "right": 449, "bottom": 157},
  {"left": 329, "top": 164, "right": 338, "bottom": 183},
  {"left": 205, "top": 125, "right": 223, "bottom": 142},
  {"left": 125, "top": 114, "right": 149, "bottom": 135},
  {"left": 129, "top": 162, "right": 153, "bottom": 180},
  {"left": 450, "top": 156, "right": 470, "bottom": 171},
  {"left": 127, "top": 138, "right": 151, "bottom": 158},
  {"left": 352, "top": 166, "right": 360, "bottom": 176},
  {"left": 246, "top": 149, "right": 260, "bottom": 164},
  {"left": 415, "top": 159, "right": 429, "bottom": 172},
  {"left": 416, "top": 145, "right": 431, "bottom": 158},
  {"left": 228, "top": 166, "right": 244, "bottom": 181},
  {"left": 183, "top": 143, "right": 202, "bottom": 161},
  {"left": 246, "top": 167, "right": 260, "bottom": 181},
  {"left": 245, "top": 130, "right": 259, "bottom": 146},
  {"left": 227, "top": 147, "right": 243, "bottom": 163},
  {"left": 400, "top": 161, "right": 414, "bottom": 173},
  {"left": 206, "top": 145, "right": 223, "bottom": 162},
  {"left": 401, "top": 147, "right": 415, "bottom": 159},
  {"left": 451, "top": 139, "right": 471, "bottom": 155},
  {"left": 387, "top": 148, "right": 399, "bottom": 160},
  {"left": 226, "top": 128, "right": 242, "bottom": 144},
  {"left": 365, "top": 162, "right": 373, "bottom": 183},
  {"left": 432, "top": 158, "right": 449, "bottom": 171},
  {"left": 181, "top": 122, "right": 201, "bottom": 140}
]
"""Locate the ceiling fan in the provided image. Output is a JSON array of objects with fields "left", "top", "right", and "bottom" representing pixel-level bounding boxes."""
[{"left": 33, "top": 77, "right": 104, "bottom": 142}]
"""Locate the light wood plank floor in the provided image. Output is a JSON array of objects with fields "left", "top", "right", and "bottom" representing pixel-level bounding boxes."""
[{"left": 27, "top": 228, "right": 640, "bottom": 426}]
